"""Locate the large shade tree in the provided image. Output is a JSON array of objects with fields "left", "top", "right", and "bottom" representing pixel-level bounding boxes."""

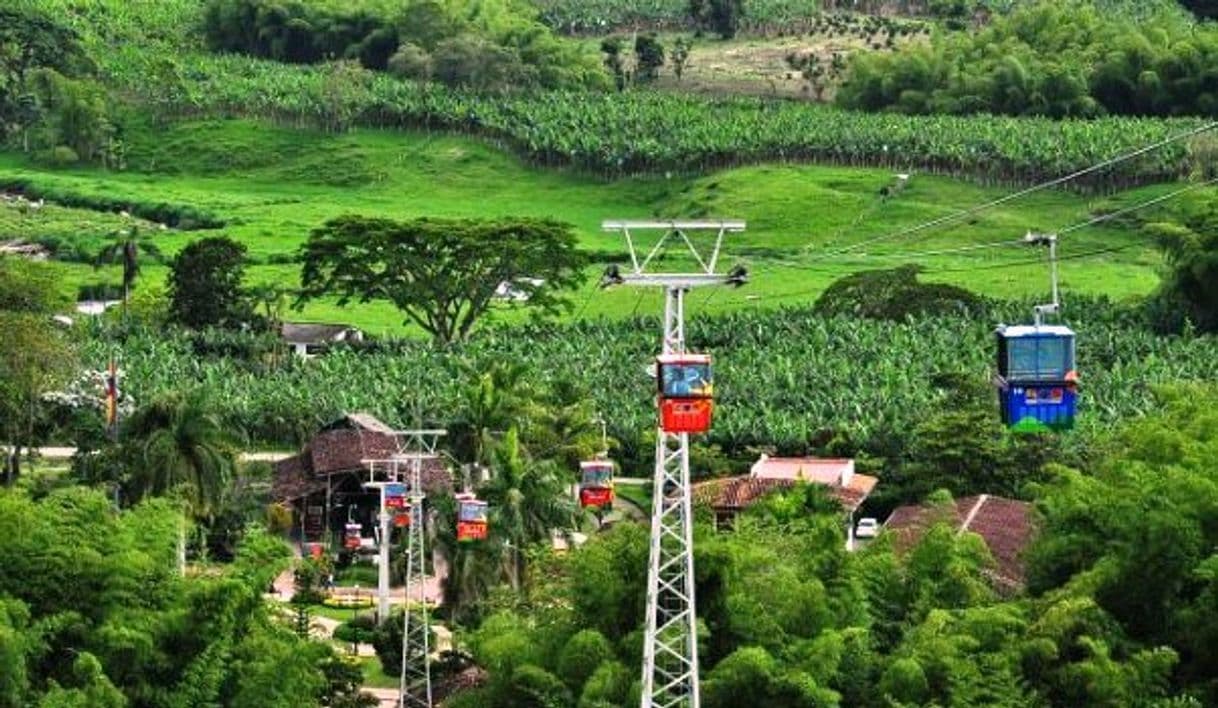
[
  {"left": 168, "top": 236, "right": 251, "bottom": 329},
  {"left": 298, "top": 216, "right": 586, "bottom": 344}
]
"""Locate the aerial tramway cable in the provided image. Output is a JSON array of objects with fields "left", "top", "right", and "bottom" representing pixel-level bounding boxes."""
[{"left": 751, "top": 176, "right": 1218, "bottom": 304}]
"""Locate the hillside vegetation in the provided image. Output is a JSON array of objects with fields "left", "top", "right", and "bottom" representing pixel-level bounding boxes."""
[
  {"left": 1, "top": 119, "right": 1182, "bottom": 329},
  {"left": 839, "top": 1, "right": 1218, "bottom": 117}
]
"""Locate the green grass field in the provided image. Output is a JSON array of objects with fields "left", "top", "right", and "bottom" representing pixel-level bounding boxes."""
[{"left": 0, "top": 118, "right": 1181, "bottom": 335}]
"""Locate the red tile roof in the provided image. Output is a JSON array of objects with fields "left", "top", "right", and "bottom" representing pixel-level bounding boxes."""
[
  {"left": 883, "top": 494, "right": 1035, "bottom": 589},
  {"left": 692, "top": 476, "right": 796, "bottom": 510},
  {"left": 692, "top": 473, "right": 876, "bottom": 514}
]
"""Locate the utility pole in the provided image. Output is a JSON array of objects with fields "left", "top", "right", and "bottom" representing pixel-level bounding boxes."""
[{"left": 601, "top": 220, "right": 746, "bottom": 708}]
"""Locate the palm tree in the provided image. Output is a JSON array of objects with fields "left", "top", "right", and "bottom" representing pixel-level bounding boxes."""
[
  {"left": 124, "top": 392, "right": 238, "bottom": 573},
  {"left": 450, "top": 363, "right": 539, "bottom": 466},
  {"left": 480, "top": 428, "right": 576, "bottom": 590},
  {"left": 95, "top": 225, "right": 163, "bottom": 308},
  {"left": 526, "top": 379, "right": 614, "bottom": 470}
]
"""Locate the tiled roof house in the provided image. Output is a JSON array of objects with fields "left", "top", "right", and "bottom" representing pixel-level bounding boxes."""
[
  {"left": 883, "top": 494, "right": 1035, "bottom": 590},
  {"left": 692, "top": 455, "right": 878, "bottom": 544}
]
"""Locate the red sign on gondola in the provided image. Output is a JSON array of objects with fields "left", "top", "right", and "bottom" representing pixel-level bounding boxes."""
[
  {"left": 580, "top": 487, "right": 614, "bottom": 508},
  {"left": 344, "top": 523, "right": 362, "bottom": 550}
]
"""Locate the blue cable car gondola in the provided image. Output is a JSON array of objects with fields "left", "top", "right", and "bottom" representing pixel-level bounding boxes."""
[
  {"left": 994, "top": 324, "right": 1078, "bottom": 432},
  {"left": 993, "top": 232, "right": 1079, "bottom": 432}
]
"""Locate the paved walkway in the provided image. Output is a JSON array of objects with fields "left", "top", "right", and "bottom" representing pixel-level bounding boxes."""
[
  {"left": 29, "top": 446, "right": 292, "bottom": 462},
  {"left": 363, "top": 688, "right": 399, "bottom": 707}
]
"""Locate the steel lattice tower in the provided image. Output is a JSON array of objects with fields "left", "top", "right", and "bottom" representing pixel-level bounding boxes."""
[
  {"left": 364, "top": 429, "right": 445, "bottom": 708},
  {"left": 397, "top": 430, "right": 445, "bottom": 708},
  {"left": 601, "top": 220, "right": 746, "bottom": 708}
]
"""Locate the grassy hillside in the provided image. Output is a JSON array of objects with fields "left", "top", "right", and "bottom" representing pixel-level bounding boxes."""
[{"left": 1, "top": 118, "right": 1180, "bottom": 333}]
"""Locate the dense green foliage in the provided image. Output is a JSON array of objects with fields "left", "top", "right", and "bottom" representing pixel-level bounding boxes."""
[
  {"left": 298, "top": 215, "right": 586, "bottom": 344},
  {"left": 839, "top": 1, "right": 1218, "bottom": 118},
  {"left": 0, "top": 4, "right": 123, "bottom": 166},
  {"left": 80, "top": 299, "right": 1218, "bottom": 487},
  {"left": 0, "top": 487, "right": 365, "bottom": 706},
  {"left": 168, "top": 236, "right": 251, "bottom": 329},
  {"left": 201, "top": 0, "right": 606, "bottom": 90},
  {"left": 12, "top": 0, "right": 1210, "bottom": 187},
  {"left": 458, "top": 387, "right": 1218, "bottom": 705},
  {"left": 1146, "top": 191, "right": 1218, "bottom": 333},
  {"left": 130, "top": 55, "right": 1205, "bottom": 187},
  {"left": 0, "top": 257, "right": 75, "bottom": 481}
]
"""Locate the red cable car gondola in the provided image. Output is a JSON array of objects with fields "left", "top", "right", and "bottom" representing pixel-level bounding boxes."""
[
  {"left": 656, "top": 354, "right": 714, "bottom": 433},
  {"left": 343, "top": 522, "right": 362, "bottom": 550},
  {"left": 456, "top": 493, "right": 488, "bottom": 542},
  {"left": 579, "top": 460, "right": 615, "bottom": 510}
]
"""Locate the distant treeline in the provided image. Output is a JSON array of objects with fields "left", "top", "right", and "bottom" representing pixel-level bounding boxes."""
[
  {"left": 838, "top": 0, "right": 1218, "bottom": 117},
  {"left": 201, "top": 0, "right": 605, "bottom": 90}
]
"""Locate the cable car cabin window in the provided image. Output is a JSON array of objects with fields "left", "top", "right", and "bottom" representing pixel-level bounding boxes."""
[
  {"left": 660, "top": 363, "right": 713, "bottom": 398},
  {"left": 458, "top": 503, "right": 487, "bottom": 523},
  {"left": 582, "top": 466, "right": 612, "bottom": 487},
  {"left": 1006, "top": 336, "right": 1074, "bottom": 382}
]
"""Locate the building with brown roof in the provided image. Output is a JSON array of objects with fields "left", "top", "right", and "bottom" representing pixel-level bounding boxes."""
[
  {"left": 691, "top": 455, "right": 879, "bottom": 548},
  {"left": 272, "top": 413, "right": 452, "bottom": 545},
  {"left": 882, "top": 494, "right": 1035, "bottom": 591}
]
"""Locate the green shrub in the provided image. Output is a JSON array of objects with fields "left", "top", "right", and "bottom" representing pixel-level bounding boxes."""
[
  {"left": 333, "top": 615, "right": 377, "bottom": 644},
  {"left": 813, "top": 266, "right": 986, "bottom": 321},
  {"left": 557, "top": 630, "right": 615, "bottom": 693},
  {"left": 47, "top": 146, "right": 80, "bottom": 166}
]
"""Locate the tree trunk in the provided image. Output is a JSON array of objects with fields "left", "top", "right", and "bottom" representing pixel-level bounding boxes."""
[
  {"left": 5, "top": 445, "right": 20, "bottom": 485},
  {"left": 178, "top": 512, "right": 187, "bottom": 577}
]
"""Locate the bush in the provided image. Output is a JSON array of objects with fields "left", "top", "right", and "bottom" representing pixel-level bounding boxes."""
[
  {"left": 372, "top": 609, "right": 433, "bottom": 675},
  {"left": 557, "top": 630, "right": 615, "bottom": 693},
  {"left": 333, "top": 614, "right": 377, "bottom": 644},
  {"left": 336, "top": 563, "right": 380, "bottom": 587},
  {"left": 293, "top": 555, "right": 333, "bottom": 605},
  {"left": 510, "top": 664, "right": 572, "bottom": 708},
  {"left": 813, "top": 266, "right": 986, "bottom": 322},
  {"left": 387, "top": 43, "right": 433, "bottom": 81},
  {"left": 578, "top": 660, "right": 631, "bottom": 706},
  {"left": 47, "top": 145, "right": 80, "bottom": 166}
]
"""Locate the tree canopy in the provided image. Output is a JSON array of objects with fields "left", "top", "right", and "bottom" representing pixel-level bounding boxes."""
[
  {"left": 168, "top": 236, "right": 251, "bottom": 329},
  {"left": 298, "top": 215, "right": 585, "bottom": 344}
]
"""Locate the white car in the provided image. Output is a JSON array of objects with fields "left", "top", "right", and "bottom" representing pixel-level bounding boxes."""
[{"left": 855, "top": 518, "right": 879, "bottom": 539}]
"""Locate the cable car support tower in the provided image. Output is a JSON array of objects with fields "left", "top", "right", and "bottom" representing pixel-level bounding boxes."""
[
  {"left": 364, "top": 428, "right": 446, "bottom": 708},
  {"left": 601, "top": 220, "right": 747, "bottom": 708}
]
